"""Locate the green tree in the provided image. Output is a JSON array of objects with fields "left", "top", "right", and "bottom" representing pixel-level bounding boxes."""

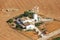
[
  {"left": 16, "top": 10, "right": 35, "bottom": 18},
  {"left": 23, "top": 10, "right": 34, "bottom": 18}
]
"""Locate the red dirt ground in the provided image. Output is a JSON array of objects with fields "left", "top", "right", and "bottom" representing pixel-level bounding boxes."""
[{"left": 0, "top": 0, "right": 60, "bottom": 40}]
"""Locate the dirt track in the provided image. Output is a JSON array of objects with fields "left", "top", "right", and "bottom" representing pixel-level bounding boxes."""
[{"left": 0, "top": 0, "right": 60, "bottom": 40}]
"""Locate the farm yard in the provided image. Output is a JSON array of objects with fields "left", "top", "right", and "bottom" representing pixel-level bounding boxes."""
[{"left": 0, "top": 0, "right": 60, "bottom": 40}]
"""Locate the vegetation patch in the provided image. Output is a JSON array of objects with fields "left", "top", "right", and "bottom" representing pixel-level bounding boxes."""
[
  {"left": 18, "top": 10, "right": 35, "bottom": 18},
  {"left": 16, "top": 24, "right": 22, "bottom": 31},
  {"left": 53, "top": 37, "right": 60, "bottom": 40},
  {"left": 35, "top": 22, "right": 43, "bottom": 27},
  {"left": 7, "top": 19, "right": 13, "bottom": 23}
]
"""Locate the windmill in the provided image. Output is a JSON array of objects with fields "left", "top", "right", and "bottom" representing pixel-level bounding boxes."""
[{"left": 31, "top": 6, "right": 60, "bottom": 22}]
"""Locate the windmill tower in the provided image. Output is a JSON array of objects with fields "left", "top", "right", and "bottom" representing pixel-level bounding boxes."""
[
  {"left": 32, "top": 6, "right": 39, "bottom": 14},
  {"left": 31, "top": 6, "right": 42, "bottom": 22}
]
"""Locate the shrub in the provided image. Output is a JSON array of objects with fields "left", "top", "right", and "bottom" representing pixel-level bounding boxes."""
[
  {"left": 15, "top": 10, "right": 35, "bottom": 18},
  {"left": 23, "top": 10, "right": 34, "bottom": 18},
  {"left": 7, "top": 19, "right": 13, "bottom": 23},
  {"left": 16, "top": 24, "right": 22, "bottom": 30},
  {"left": 35, "top": 22, "right": 43, "bottom": 27},
  {"left": 18, "top": 14, "right": 24, "bottom": 18},
  {"left": 41, "top": 28, "right": 45, "bottom": 30}
]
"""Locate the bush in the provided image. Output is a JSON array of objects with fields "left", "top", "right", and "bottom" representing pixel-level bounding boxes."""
[
  {"left": 23, "top": 10, "right": 34, "bottom": 18},
  {"left": 18, "top": 10, "right": 34, "bottom": 18},
  {"left": 18, "top": 14, "right": 24, "bottom": 18},
  {"left": 41, "top": 28, "right": 45, "bottom": 30},
  {"left": 7, "top": 19, "right": 13, "bottom": 23},
  {"left": 35, "top": 22, "right": 43, "bottom": 27},
  {"left": 53, "top": 37, "right": 60, "bottom": 40},
  {"left": 16, "top": 24, "right": 22, "bottom": 30}
]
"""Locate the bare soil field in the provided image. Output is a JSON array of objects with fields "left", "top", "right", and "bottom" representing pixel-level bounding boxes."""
[
  {"left": 48, "top": 34, "right": 60, "bottom": 40},
  {"left": 21, "top": 31, "right": 38, "bottom": 40},
  {"left": 0, "top": 0, "right": 60, "bottom": 40},
  {"left": 45, "top": 21, "right": 60, "bottom": 33}
]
